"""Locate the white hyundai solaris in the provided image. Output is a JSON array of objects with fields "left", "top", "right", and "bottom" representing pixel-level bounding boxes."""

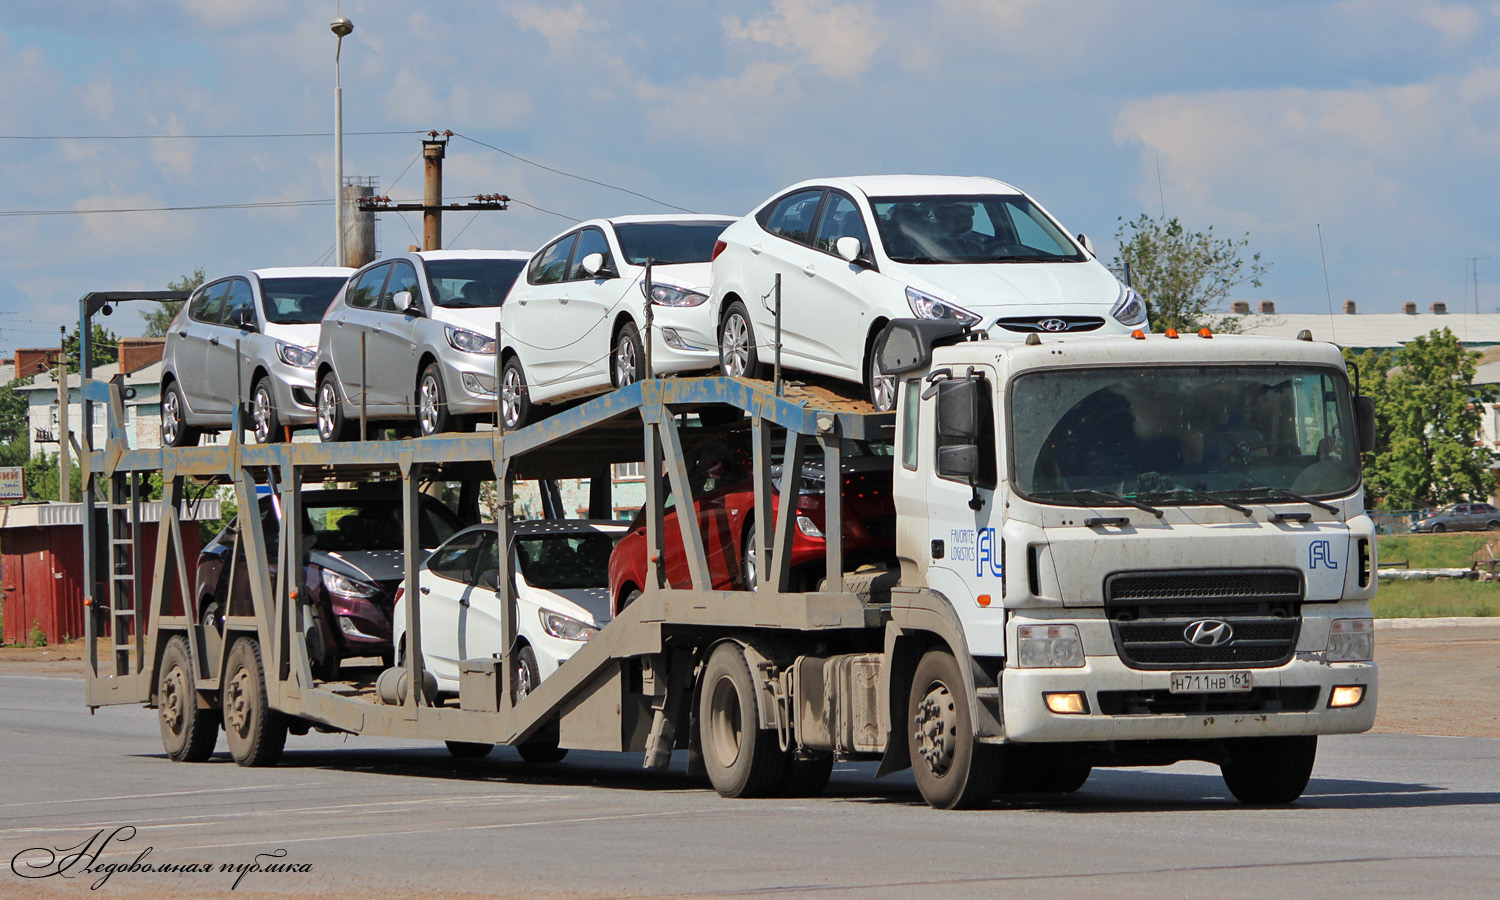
[{"left": 709, "top": 175, "right": 1148, "bottom": 409}]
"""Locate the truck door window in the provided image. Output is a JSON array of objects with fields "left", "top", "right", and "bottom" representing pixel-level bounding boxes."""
[{"left": 901, "top": 379, "right": 920, "bottom": 470}]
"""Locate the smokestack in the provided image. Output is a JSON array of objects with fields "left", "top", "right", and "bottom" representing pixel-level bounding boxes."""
[
  {"left": 1431, "top": 301, "right": 1447, "bottom": 315},
  {"left": 1403, "top": 302, "right": 1417, "bottom": 315},
  {"left": 1343, "top": 300, "right": 1357, "bottom": 315},
  {"left": 1231, "top": 300, "right": 1250, "bottom": 314},
  {"left": 1258, "top": 300, "right": 1276, "bottom": 314},
  {"left": 342, "top": 176, "right": 377, "bottom": 269}
]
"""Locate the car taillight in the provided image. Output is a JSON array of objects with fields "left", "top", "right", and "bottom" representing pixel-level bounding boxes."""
[{"left": 712, "top": 240, "right": 727, "bottom": 261}]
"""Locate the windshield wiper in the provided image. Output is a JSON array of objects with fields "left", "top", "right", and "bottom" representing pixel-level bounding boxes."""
[
  {"left": 1141, "top": 489, "right": 1252, "bottom": 517},
  {"left": 1225, "top": 485, "right": 1338, "bottom": 514},
  {"left": 1031, "top": 489, "right": 1163, "bottom": 518}
]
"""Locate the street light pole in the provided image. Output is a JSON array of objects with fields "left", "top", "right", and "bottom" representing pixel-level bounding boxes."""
[{"left": 332, "top": 16, "right": 354, "bottom": 268}]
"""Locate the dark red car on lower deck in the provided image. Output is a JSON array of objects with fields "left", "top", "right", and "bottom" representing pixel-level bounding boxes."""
[{"left": 607, "top": 434, "right": 896, "bottom": 610}]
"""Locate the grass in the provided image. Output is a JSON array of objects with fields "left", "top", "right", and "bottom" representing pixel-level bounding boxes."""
[
  {"left": 1372, "top": 579, "right": 1500, "bottom": 618},
  {"left": 1376, "top": 533, "right": 1500, "bottom": 569}
]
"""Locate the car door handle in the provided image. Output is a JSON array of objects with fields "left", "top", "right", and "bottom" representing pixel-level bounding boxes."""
[
  {"left": 177, "top": 330, "right": 188, "bottom": 339},
  {"left": 374, "top": 323, "right": 383, "bottom": 333},
  {"left": 419, "top": 586, "right": 430, "bottom": 595},
  {"left": 209, "top": 336, "right": 220, "bottom": 346},
  {"left": 749, "top": 242, "right": 763, "bottom": 255},
  {"left": 803, "top": 264, "right": 816, "bottom": 276}
]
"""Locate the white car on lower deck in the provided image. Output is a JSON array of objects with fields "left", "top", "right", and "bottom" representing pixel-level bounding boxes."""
[
  {"left": 498, "top": 215, "right": 734, "bottom": 427},
  {"left": 393, "top": 520, "right": 626, "bottom": 696},
  {"left": 710, "top": 175, "right": 1147, "bottom": 410}
]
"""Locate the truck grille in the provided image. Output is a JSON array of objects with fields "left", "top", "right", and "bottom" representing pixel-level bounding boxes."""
[{"left": 1104, "top": 569, "right": 1304, "bottom": 670}]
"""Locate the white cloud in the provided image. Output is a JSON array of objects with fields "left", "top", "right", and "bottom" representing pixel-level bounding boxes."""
[
  {"left": 512, "top": 2, "right": 601, "bottom": 51},
  {"left": 1338, "top": 0, "right": 1482, "bottom": 44},
  {"left": 174, "top": 0, "right": 295, "bottom": 30},
  {"left": 725, "top": 0, "right": 886, "bottom": 79},
  {"left": 638, "top": 60, "right": 803, "bottom": 148}
]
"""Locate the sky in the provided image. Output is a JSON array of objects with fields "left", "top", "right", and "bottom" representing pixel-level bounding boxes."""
[{"left": 1, "top": 0, "right": 1499, "bottom": 354}]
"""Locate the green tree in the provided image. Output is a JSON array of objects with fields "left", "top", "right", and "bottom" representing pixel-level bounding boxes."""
[
  {"left": 0, "top": 375, "right": 33, "bottom": 473},
  {"left": 63, "top": 323, "right": 119, "bottom": 371},
  {"left": 1350, "top": 329, "right": 1496, "bottom": 508},
  {"left": 142, "top": 267, "right": 204, "bottom": 337},
  {"left": 1112, "top": 213, "right": 1270, "bottom": 333}
]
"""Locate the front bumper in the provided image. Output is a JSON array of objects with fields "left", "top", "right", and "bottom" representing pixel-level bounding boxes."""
[
  {"left": 265, "top": 359, "right": 319, "bottom": 426},
  {"left": 436, "top": 350, "right": 503, "bottom": 417},
  {"left": 644, "top": 305, "right": 720, "bottom": 375},
  {"left": 1002, "top": 654, "right": 1377, "bottom": 742}
]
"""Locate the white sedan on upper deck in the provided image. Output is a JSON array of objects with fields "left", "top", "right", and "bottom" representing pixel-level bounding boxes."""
[{"left": 709, "top": 175, "right": 1147, "bottom": 410}]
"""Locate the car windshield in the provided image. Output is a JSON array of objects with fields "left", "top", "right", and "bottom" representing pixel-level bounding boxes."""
[
  {"left": 283, "top": 495, "right": 464, "bottom": 551},
  {"left": 1011, "top": 366, "right": 1360, "bottom": 505},
  {"left": 259, "top": 277, "right": 348, "bottom": 325},
  {"left": 515, "top": 533, "right": 618, "bottom": 590},
  {"left": 425, "top": 259, "right": 526, "bottom": 308},
  {"left": 613, "top": 221, "right": 730, "bottom": 266},
  {"left": 868, "top": 194, "right": 1087, "bottom": 264}
]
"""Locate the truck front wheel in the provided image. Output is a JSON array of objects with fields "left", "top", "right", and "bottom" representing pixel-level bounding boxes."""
[
  {"left": 699, "top": 642, "right": 787, "bottom": 797},
  {"left": 907, "top": 649, "right": 1003, "bottom": 809},
  {"left": 1220, "top": 735, "right": 1317, "bottom": 804}
]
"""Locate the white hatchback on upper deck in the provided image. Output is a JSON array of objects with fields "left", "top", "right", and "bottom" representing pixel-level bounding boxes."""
[{"left": 708, "top": 175, "right": 1147, "bottom": 410}]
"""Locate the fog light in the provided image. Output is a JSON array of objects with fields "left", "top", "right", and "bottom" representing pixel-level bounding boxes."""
[
  {"left": 461, "top": 372, "right": 497, "bottom": 396},
  {"left": 1327, "top": 618, "right": 1374, "bottom": 661},
  {"left": 1017, "top": 624, "right": 1085, "bottom": 668},
  {"left": 1044, "top": 692, "right": 1089, "bottom": 714},
  {"left": 796, "top": 514, "right": 824, "bottom": 538},
  {"left": 1329, "top": 685, "right": 1365, "bottom": 708},
  {"left": 338, "top": 616, "right": 376, "bottom": 639},
  {"left": 659, "top": 327, "right": 705, "bottom": 351}
]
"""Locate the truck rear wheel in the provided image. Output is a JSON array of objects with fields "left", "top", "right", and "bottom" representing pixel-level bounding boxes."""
[
  {"left": 1220, "top": 736, "right": 1317, "bottom": 804},
  {"left": 222, "top": 637, "right": 287, "bottom": 767},
  {"left": 907, "top": 649, "right": 1002, "bottom": 809},
  {"left": 699, "top": 642, "right": 787, "bottom": 797},
  {"left": 158, "top": 635, "right": 218, "bottom": 762}
]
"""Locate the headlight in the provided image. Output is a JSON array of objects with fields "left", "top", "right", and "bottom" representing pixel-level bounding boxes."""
[
  {"left": 641, "top": 282, "right": 709, "bottom": 307},
  {"left": 1111, "top": 284, "right": 1148, "bottom": 326},
  {"left": 445, "top": 326, "right": 497, "bottom": 354},
  {"left": 906, "top": 287, "right": 981, "bottom": 327},
  {"left": 320, "top": 568, "right": 379, "bottom": 599},
  {"left": 1326, "top": 618, "right": 1374, "bottom": 662},
  {"left": 540, "top": 610, "right": 598, "bottom": 642},
  {"left": 1016, "top": 624, "right": 1085, "bottom": 668},
  {"left": 276, "top": 342, "right": 318, "bottom": 369}
]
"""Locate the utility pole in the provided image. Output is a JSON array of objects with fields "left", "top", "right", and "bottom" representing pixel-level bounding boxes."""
[
  {"left": 56, "top": 325, "right": 69, "bottom": 502},
  {"left": 359, "top": 131, "right": 509, "bottom": 251},
  {"left": 1469, "top": 257, "right": 1491, "bottom": 314},
  {"left": 331, "top": 16, "right": 354, "bottom": 267}
]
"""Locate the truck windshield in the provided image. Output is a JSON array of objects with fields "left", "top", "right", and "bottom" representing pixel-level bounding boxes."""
[{"left": 1010, "top": 365, "right": 1360, "bottom": 505}]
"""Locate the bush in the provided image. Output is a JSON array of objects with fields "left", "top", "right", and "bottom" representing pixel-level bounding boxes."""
[{"left": 28, "top": 620, "right": 47, "bottom": 647}]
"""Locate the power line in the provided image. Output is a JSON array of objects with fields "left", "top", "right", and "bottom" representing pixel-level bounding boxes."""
[
  {"left": 509, "top": 198, "right": 578, "bottom": 222},
  {"left": 0, "top": 130, "right": 425, "bottom": 141},
  {"left": 450, "top": 132, "right": 694, "bottom": 214},
  {"left": 0, "top": 199, "right": 330, "bottom": 217}
]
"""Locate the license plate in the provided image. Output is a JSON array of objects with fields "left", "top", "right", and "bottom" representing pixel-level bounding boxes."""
[{"left": 1169, "top": 671, "right": 1252, "bottom": 693}]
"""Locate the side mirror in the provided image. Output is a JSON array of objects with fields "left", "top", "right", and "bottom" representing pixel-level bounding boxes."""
[
  {"left": 233, "top": 308, "right": 257, "bottom": 331},
  {"left": 936, "top": 444, "right": 979, "bottom": 480},
  {"left": 936, "top": 378, "right": 982, "bottom": 443},
  {"left": 1354, "top": 395, "right": 1376, "bottom": 453},
  {"left": 477, "top": 568, "right": 499, "bottom": 591},
  {"left": 579, "top": 252, "right": 613, "bottom": 278},
  {"left": 394, "top": 290, "right": 422, "bottom": 315},
  {"left": 1077, "top": 233, "right": 1096, "bottom": 257},
  {"left": 835, "top": 236, "right": 865, "bottom": 264}
]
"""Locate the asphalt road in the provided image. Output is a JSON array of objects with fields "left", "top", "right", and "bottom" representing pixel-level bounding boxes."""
[{"left": 3, "top": 668, "right": 1499, "bottom": 900}]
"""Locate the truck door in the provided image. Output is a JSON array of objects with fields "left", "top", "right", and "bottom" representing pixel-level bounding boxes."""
[{"left": 922, "top": 365, "right": 1008, "bottom": 655}]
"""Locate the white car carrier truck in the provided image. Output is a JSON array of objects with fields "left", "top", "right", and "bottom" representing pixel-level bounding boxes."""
[{"left": 80, "top": 292, "right": 1377, "bottom": 809}]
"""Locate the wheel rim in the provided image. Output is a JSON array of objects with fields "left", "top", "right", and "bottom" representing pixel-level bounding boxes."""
[
  {"left": 722, "top": 314, "right": 749, "bottom": 377},
  {"left": 160, "top": 665, "right": 187, "bottom": 736},
  {"left": 162, "top": 389, "right": 180, "bottom": 444},
  {"left": 743, "top": 531, "right": 758, "bottom": 591},
  {"left": 418, "top": 373, "right": 441, "bottom": 435},
  {"left": 615, "top": 334, "right": 638, "bottom": 386},
  {"left": 913, "top": 681, "right": 958, "bottom": 777},
  {"left": 317, "top": 381, "right": 337, "bottom": 440},
  {"left": 869, "top": 357, "right": 896, "bottom": 411},
  {"left": 225, "top": 667, "right": 253, "bottom": 738},
  {"left": 515, "top": 658, "right": 534, "bottom": 699},
  {"left": 252, "top": 384, "right": 272, "bottom": 443},
  {"left": 709, "top": 674, "right": 744, "bottom": 767},
  {"left": 501, "top": 366, "right": 524, "bottom": 429}
]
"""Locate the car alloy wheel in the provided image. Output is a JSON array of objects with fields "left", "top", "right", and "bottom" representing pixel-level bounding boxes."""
[
  {"left": 418, "top": 371, "right": 442, "bottom": 436},
  {"left": 317, "top": 380, "right": 340, "bottom": 441},
  {"left": 868, "top": 352, "right": 896, "bottom": 412},
  {"left": 722, "top": 312, "right": 750, "bottom": 377},
  {"left": 501, "top": 361, "right": 527, "bottom": 429},
  {"left": 252, "top": 382, "right": 274, "bottom": 443},
  {"left": 162, "top": 389, "right": 182, "bottom": 444},
  {"left": 614, "top": 327, "right": 640, "bottom": 387}
]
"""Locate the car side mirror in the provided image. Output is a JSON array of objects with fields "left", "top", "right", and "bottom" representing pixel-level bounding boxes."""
[
  {"left": 477, "top": 568, "right": 499, "bottom": 591},
  {"left": 1354, "top": 395, "right": 1376, "bottom": 453},
  {"left": 579, "top": 252, "right": 614, "bottom": 279},
  {"left": 233, "top": 308, "right": 257, "bottom": 331},
  {"left": 394, "top": 290, "right": 423, "bottom": 316},
  {"left": 835, "top": 236, "right": 864, "bottom": 263},
  {"left": 1077, "top": 233, "right": 1096, "bottom": 257}
]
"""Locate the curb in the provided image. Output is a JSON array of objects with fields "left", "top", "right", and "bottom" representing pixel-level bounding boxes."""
[{"left": 1375, "top": 616, "right": 1500, "bottom": 630}]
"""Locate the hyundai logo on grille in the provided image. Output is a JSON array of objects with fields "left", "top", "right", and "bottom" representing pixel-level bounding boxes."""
[
  {"left": 1037, "top": 318, "right": 1068, "bottom": 332},
  {"left": 1183, "top": 619, "right": 1234, "bottom": 647}
]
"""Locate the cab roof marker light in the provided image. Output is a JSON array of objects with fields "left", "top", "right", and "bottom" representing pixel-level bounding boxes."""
[
  {"left": 1131, "top": 329, "right": 1146, "bottom": 340},
  {"left": 1198, "top": 328, "right": 1213, "bottom": 338},
  {"left": 1164, "top": 328, "right": 1179, "bottom": 339}
]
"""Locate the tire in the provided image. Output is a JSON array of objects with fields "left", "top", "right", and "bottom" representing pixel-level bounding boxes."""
[
  {"left": 514, "top": 646, "right": 568, "bottom": 763},
  {"left": 613, "top": 322, "right": 645, "bottom": 388},
  {"left": 316, "top": 370, "right": 356, "bottom": 442},
  {"left": 907, "top": 649, "right": 1003, "bottom": 809},
  {"left": 1487, "top": 520, "right": 1499, "bottom": 532},
  {"left": 160, "top": 381, "right": 200, "bottom": 448},
  {"left": 445, "top": 740, "right": 494, "bottom": 758},
  {"left": 866, "top": 345, "right": 897, "bottom": 412},
  {"left": 1220, "top": 736, "right": 1317, "bottom": 804},
  {"left": 740, "top": 522, "right": 759, "bottom": 591},
  {"left": 222, "top": 637, "right": 287, "bottom": 767},
  {"left": 778, "top": 751, "right": 834, "bottom": 797},
  {"left": 617, "top": 588, "right": 642, "bottom": 616},
  {"left": 500, "top": 356, "right": 533, "bottom": 429},
  {"left": 1432, "top": 523, "right": 1446, "bottom": 533},
  {"left": 698, "top": 642, "right": 787, "bottom": 798},
  {"left": 718, "top": 301, "right": 764, "bottom": 380},
  {"left": 250, "top": 377, "right": 283, "bottom": 444},
  {"left": 158, "top": 635, "right": 218, "bottom": 762},
  {"left": 417, "top": 362, "right": 452, "bottom": 437}
]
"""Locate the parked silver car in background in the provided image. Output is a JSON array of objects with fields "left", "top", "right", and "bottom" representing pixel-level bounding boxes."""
[
  {"left": 1409, "top": 502, "right": 1500, "bottom": 533},
  {"left": 315, "top": 250, "right": 530, "bottom": 440},
  {"left": 160, "top": 267, "right": 354, "bottom": 446}
]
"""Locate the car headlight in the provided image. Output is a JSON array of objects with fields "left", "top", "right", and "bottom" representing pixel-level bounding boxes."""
[
  {"left": 1016, "top": 624, "right": 1085, "bottom": 668},
  {"left": 276, "top": 342, "right": 318, "bottom": 369},
  {"left": 641, "top": 282, "right": 709, "bottom": 307},
  {"left": 1326, "top": 618, "right": 1374, "bottom": 662},
  {"left": 540, "top": 610, "right": 598, "bottom": 641},
  {"left": 1111, "top": 284, "right": 1148, "bottom": 326},
  {"left": 445, "top": 326, "right": 497, "bottom": 355},
  {"left": 320, "top": 568, "right": 379, "bottom": 599},
  {"left": 906, "top": 287, "right": 981, "bottom": 327}
]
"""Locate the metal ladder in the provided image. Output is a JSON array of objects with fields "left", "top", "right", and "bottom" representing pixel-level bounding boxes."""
[{"left": 105, "top": 470, "right": 145, "bottom": 677}]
